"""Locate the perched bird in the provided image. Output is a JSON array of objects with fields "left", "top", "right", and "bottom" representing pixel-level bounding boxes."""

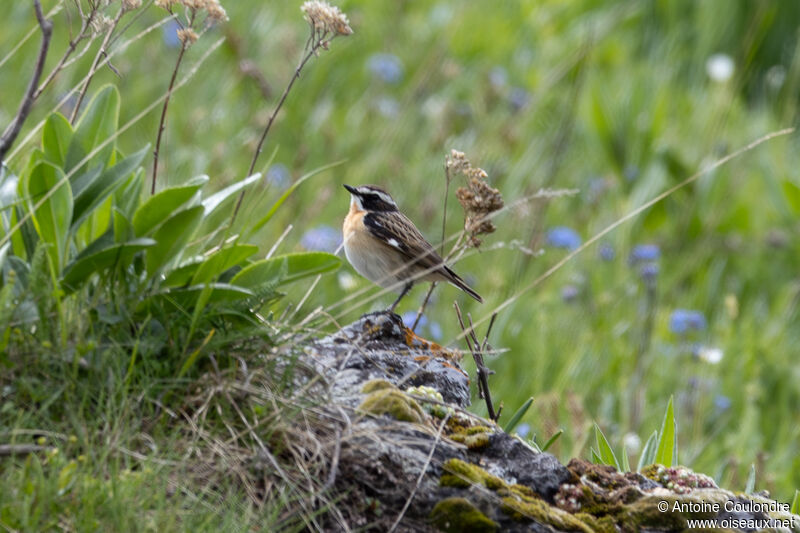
[{"left": 342, "top": 184, "right": 482, "bottom": 311}]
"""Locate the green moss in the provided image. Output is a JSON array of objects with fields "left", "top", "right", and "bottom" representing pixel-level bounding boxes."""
[
  {"left": 500, "top": 496, "right": 593, "bottom": 532},
  {"left": 575, "top": 513, "right": 618, "bottom": 533},
  {"left": 361, "top": 379, "right": 395, "bottom": 393},
  {"left": 439, "top": 458, "right": 505, "bottom": 490},
  {"left": 429, "top": 497, "right": 498, "bottom": 533},
  {"left": 465, "top": 425, "right": 493, "bottom": 435},
  {"left": 449, "top": 432, "right": 492, "bottom": 450},
  {"left": 358, "top": 388, "right": 426, "bottom": 423}
]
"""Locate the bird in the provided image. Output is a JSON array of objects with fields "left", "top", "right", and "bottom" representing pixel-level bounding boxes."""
[{"left": 342, "top": 184, "right": 482, "bottom": 312}]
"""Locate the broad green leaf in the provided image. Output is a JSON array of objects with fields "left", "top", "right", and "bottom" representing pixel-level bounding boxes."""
[
  {"left": 591, "top": 448, "right": 603, "bottom": 465},
  {"left": 42, "top": 112, "right": 73, "bottom": 167},
  {"left": 202, "top": 172, "right": 262, "bottom": 216},
  {"left": 191, "top": 243, "right": 258, "bottom": 285},
  {"left": 61, "top": 234, "right": 155, "bottom": 292},
  {"left": 133, "top": 176, "right": 208, "bottom": 237},
  {"left": 247, "top": 160, "right": 345, "bottom": 237},
  {"left": 0, "top": 166, "right": 20, "bottom": 237},
  {"left": 654, "top": 396, "right": 676, "bottom": 467},
  {"left": 145, "top": 206, "right": 204, "bottom": 275},
  {"left": 112, "top": 207, "right": 133, "bottom": 244},
  {"left": 594, "top": 423, "right": 620, "bottom": 470},
  {"left": 19, "top": 162, "right": 73, "bottom": 272},
  {"left": 114, "top": 168, "right": 144, "bottom": 220},
  {"left": 781, "top": 180, "right": 800, "bottom": 215},
  {"left": 162, "top": 256, "right": 205, "bottom": 287},
  {"left": 64, "top": 85, "right": 120, "bottom": 173},
  {"left": 230, "top": 252, "right": 341, "bottom": 288},
  {"left": 71, "top": 145, "right": 149, "bottom": 230},
  {"left": 139, "top": 283, "right": 255, "bottom": 312},
  {"left": 637, "top": 431, "right": 659, "bottom": 471},
  {"left": 503, "top": 397, "right": 533, "bottom": 434}
]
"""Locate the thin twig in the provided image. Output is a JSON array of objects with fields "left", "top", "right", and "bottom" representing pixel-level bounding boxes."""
[
  {"left": 454, "top": 301, "right": 496, "bottom": 420},
  {"left": 232, "top": 29, "right": 322, "bottom": 225},
  {"left": 388, "top": 414, "right": 450, "bottom": 532},
  {"left": 33, "top": 8, "right": 96, "bottom": 100},
  {"left": 69, "top": 8, "right": 124, "bottom": 124},
  {"left": 0, "top": 444, "right": 52, "bottom": 457},
  {"left": 152, "top": 41, "right": 188, "bottom": 193},
  {"left": 0, "top": 0, "right": 52, "bottom": 163}
]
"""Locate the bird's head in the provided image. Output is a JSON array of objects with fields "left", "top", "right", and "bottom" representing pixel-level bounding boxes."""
[{"left": 343, "top": 184, "right": 398, "bottom": 212}]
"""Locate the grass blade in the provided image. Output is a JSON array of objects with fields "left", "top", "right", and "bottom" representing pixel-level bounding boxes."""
[
  {"left": 744, "top": 464, "right": 756, "bottom": 494},
  {"left": 655, "top": 396, "right": 675, "bottom": 467},
  {"left": 637, "top": 431, "right": 658, "bottom": 471},
  {"left": 503, "top": 397, "right": 533, "bottom": 434},
  {"left": 594, "top": 423, "right": 620, "bottom": 470},
  {"left": 541, "top": 429, "right": 563, "bottom": 453}
]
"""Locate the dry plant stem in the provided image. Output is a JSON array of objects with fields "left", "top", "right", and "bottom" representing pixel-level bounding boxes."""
[
  {"left": 0, "top": 0, "right": 52, "bottom": 163},
  {"left": 152, "top": 41, "right": 188, "bottom": 193},
  {"left": 454, "top": 301, "right": 497, "bottom": 421},
  {"left": 70, "top": 8, "right": 124, "bottom": 124},
  {"left": 33, "top": 9, "right": 96, "bottom": 100},
  {"left": 232, "top": 38, "right": 323, "bottom": 224}
]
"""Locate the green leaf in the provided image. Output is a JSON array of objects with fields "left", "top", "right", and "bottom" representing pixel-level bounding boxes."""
[
  {"left": 541, "top": 429, "right": 563, "bottom": 453},
  {"left": 230, "top": 252, "right": 341, "bottom": 288},
  {"left": 114, "top": 168, "right": 144, "bottom": 220},
  {"left": 621, "top": 446, "right": 630, "bottom": 473},
  {"left": 781, "top": 180, "right": 800, "bottom": 215},
  {"left": 64, "top": 85, "right": 120, "bottom": 173},
  {"left": 593, "top": 423, "right": 620, "bottom": 470},
  {"left": 591, "top": 448, "right": 603, "bottom": 465},
  {"left": 19, "top": 162, "right": 73, "bottom": 272},
  {"left": 247, "top": 160, "right": 345, "bottom": 237},
  {"left": 133, "top": 176, "right": 208, "bottom": 237},
  {"left": 503, "top": 397, "right": 533, "bottom": 434},
  {"left": 791, "top": 490, "right": 799, "bottom": 515},
  {"left": 71, "top": 145, "right": 149, "bottom": 230},
  {"left": 637, "top": 431, "right": 659, "bottom": 471},
  {"left": 202, "top": 173, "right": 262, "bottom": 216},
  {"left": 57, "top": 460, "right": 78, "bottom": 496},
  {"left": 191, "top": 244, "right": 258, "bottom": 285},
  {"left": 139, "top": 283, "right": 255, "bottom": 312},
  {"left": 744, "top": 464, "right": 756, "bottom": 494},
  {"left": 654, "top": 396, "right": 676, "bottom": 467},
  {"left": 61, "top": 234, "right": 155, "bottom": 292},
  {"left": 145, "top": 206, "right": 204, "bottom": 275},
  {"left": 113, "top": 207, "right": 133, "bottom": 244},
  {"left": 42, "top": 112, "right": 73, "bottom": 167}
]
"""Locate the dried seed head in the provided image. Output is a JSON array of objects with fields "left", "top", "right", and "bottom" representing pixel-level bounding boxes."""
[
  {"left": 449, "top": 151, "right": 504, "bottom": 248},
  {"left": 301, "top": 1, "right": 353, "bottom": 36},
  {"left": 122, "top": 0, "right": 142, "bottom": 10},
  {"left": 155, "top": 0, "right": 228, "bottom": 22},
  {"left": 177, "top": 28, "right": 199, "bottom": 45}
]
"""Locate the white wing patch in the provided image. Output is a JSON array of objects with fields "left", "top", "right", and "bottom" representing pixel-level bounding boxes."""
[{"left": 387, "top": 238, "right": 401, "bottom": 249}]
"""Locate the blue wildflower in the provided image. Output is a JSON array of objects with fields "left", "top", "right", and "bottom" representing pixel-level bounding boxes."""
[
  {"left": 629, "top": 244, "right": 661, "bottom": 264},
  {"left": 713, "top": 395, "right": 731, "bottom": 412},
  {"left": 428, "top": 321, "right": 443, "bottom": 341},
  {"left": 640, "top": 262, "right": 659, "bottom": 283},
  {"left": 599, "top": 244, "right": 615, "bottom": 261},
  {"left": 669, "top": 309, "right": 707, "bottom": 334},
  {"left": 266, "top": 163, "right": 290, "bottom": 189},
  {"left": 509, "top": 87, "right": 530, "bottom": 111},
  {"left": 624, "top": 165, "right": 639, "bottom": 182},
  {"left": 546, "top": 227, "right": 581, "bottom": 251},
  {"left": 402, "top": 311, "right": 427, "bottom": 331},
  {"left": 515, "top": 422, "right": 531, "bottom": 439},
  {"left": 561, "top": 285, "right": 579, "bottom": 302},
  {"left": 367, "top": 53, "right": 404, "bottom": 84},
  {"left": 300, "top": 225, "right": 342, "bottom": 253},
  {"left": 163, "top": 19, "right": 181, "bottom": 48}
]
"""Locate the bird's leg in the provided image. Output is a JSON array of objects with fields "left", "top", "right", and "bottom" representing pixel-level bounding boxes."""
[{"left": 388, "top": 282, "right": 413, "bottom": 313}]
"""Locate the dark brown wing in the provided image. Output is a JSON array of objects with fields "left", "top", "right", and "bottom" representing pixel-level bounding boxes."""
[
  {"left": 363, "top": 211, "right": 443, "bottom": 269},
  {"left": 363, "top": 211, "right": 483, "bottom": 302}
]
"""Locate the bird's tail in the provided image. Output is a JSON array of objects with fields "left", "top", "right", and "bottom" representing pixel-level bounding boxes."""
[{"left": 442, "top": 266, "right": 483, "bottom": 303}]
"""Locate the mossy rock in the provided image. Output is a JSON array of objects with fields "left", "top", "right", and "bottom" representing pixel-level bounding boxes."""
[
  {"left": 358, "top": 388, "right": 426, "bottom": 423},
  {"left": 440, "top": 458, "right": 505, "bottom": 490},
  {"left": 429, "top": 497, "right": 498, "bottom": 533},
  {"left": 361, "top": 379, "right": 395, "bottom": 393}
]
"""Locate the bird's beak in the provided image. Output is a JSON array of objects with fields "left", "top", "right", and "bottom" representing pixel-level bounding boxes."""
[{"left": 343, "top": 184, "right": 357, "bottom": 194}]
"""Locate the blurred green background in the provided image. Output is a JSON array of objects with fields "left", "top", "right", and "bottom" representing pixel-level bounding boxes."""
[{"left": 2, "top": 0, "right": 799, "bottom": 501}]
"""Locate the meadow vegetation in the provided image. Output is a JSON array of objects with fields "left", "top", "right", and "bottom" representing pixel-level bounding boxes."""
[{"left": 1, "top": 0, "right": 799, "bottom": 529}]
